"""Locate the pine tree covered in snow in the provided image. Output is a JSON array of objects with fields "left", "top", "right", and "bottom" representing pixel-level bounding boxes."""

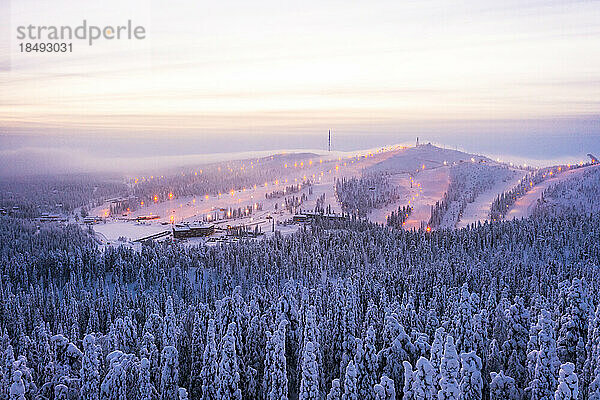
[
  {"left": 266, "top": 320, "right": 288, "bottom": 400},
  {"left": 528, "top": 309, "right": 560, "bottom": 400},
  {"left": 327, "top": 379, "right": 342, "bottom": 400},
  {"left": 374, "top": 375, "right": 396, "bottom": 400},
  {"left": 139, "top": 358, "right": 157, "bottom": 400},
  {"left": 161, "top": 346, "right": 179, "bottom": 400},
  {"left": 355, "top": 329, "right": 378, "bottom": 400},
  {"left": 438, "top": 336, "right": 460, "bottom": 400},
  {"left": 459, "top": 351, "right": 482, "bottom": 400},
  {"left": 217, "top": 323, "right": 242, "bottom": 400},
  {"left": 555, "top": 363, "right": 578, "bottom": 400},
  {"left": 489, "top": 371, "right": 518, "bottom": 400},
  {"left": 342, "top": 360, "right": 358, "bottom": 400},
  {"left": 202, "top": 319, "right": 219, "bottom": 400},
  {"left": 81, "top": 334, "right": 100, "bottom": 400},
  {"left": 188, "top": 312, "right": 204, "bottom": 400},
  {"left": 299, "top": 341, "right": 320, "bottom": 400}
]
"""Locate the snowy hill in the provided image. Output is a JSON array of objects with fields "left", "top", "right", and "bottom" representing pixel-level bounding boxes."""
[{"left": 365, "top": 143, "right": 492, "bottom": 175}]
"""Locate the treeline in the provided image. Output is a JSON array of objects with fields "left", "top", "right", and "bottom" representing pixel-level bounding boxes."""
[
  {"left": 386, "top": 206, "right": 412, "bottom": 229},
  {"left": 0, "top": 174, "right": 128, "bottom": 217}
]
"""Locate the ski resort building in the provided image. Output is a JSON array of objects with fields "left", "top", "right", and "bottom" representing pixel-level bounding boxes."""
[
  {"left": 293, "top": 211, "right": 348, "bottom": 223},
  {"left": 172, "top": 223, "right": 215, "bottom": 238}
]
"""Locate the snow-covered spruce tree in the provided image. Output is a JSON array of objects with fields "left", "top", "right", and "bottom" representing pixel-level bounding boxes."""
[
  {"left": 164, "top": 297, "right": 179, "bottom": 348},
  {"left": 355, "top": 331, "right": 377, "bottom": 400},
  {"left": 584, "top": 305, "right": 600, "bottom": 394},
  {"left": 141, "top": 332, "right": 160, "bottom": 390},
  {"left": 438, "top": 335, "right": 460, "bottom": 400},
  {"left": 302, "top": 305, "right": 323, "bottom": 395},
  {"left": 378, "top": 321, "right": 415, "bottom": 397},
  {"left": 81, "top": 334, "right": 100, "bottom": 400},
  {"left": 430, "top": 327, "right": 446, "bottom": 395},
  {"left": 489, "top": 371, "right": 518, "bottom": 400},
  {"left": 403, "top": 361, "right": 416, "bottom": 400},
  {"left": 278, "top": 283, "right": 301, "bottom": 398},
  {"left": 454, "top": 284, "right": 475, "bottom": 355},
  {"left": 100, "top": 351, "right": 128, "bottom": 400},
  {"left": 139, "top": 358, "right": 158, "bottom": 400},
  {"left": 558, "top": 279, "right": 590, "bottom": 367},
  {"left": 342, "top": 360, "right": 358, "bottom": 400},
  {"left": 413, "top": 357, "right": 436, "bottom": 400},
  {"left": 201, "top": 319, "right": 219, "bottom": 400},
  {"left": 502, "top": 297, "right": 529, "bottom": 390},
  {"left": 340, "top": 291, "right": 357, "bottom": 382},
  {"left": 299, "top": 341, "right": 320, "bottom": 400},
  {"left": 188, "top": 312, "right": 203, "bottom": 400},
  {"left": 528, "top": 309, "right": 560, "bottom": 400},
  {"left": 217, "top": 322, "right": 242, "bottom": 400},
  {"left": 160, "top": 346, "right": 179, "bottom": 400},
  {"left": 459, "top": 351, "right": 482, "bottom": 400},
  {"left": 555, "top": 362, "right": 578, "bottom": 400},
  {"left": 327, "top": 379, "right": 342, "bottom": 400},
  {"left": 9, "top": 370, "right": 26, "bottom": 400},
  {"left": 267, "top": 320, "right": 288, "bottom": 400},
  {"left": 178, "top": 387, "right": 188, "bottom": 400},
  {"left": 374, "top": 375, "right": 396, "bottom": 400},
  {"left": 590, "top": 369, "right": 600, "bottom": 400}
]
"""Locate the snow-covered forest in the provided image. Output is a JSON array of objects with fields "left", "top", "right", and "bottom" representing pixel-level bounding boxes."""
[
  {"left": 335, "top": 174, "right": 402, "bottom": 217},
  {"left": 1, "top": 204, "right": 600, "bottom": 399},
  {"left": 0, "top": 175, "right": 128, "bottom": 218}
]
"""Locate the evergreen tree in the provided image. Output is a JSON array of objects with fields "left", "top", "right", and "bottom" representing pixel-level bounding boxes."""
[
  {"left": 189, "top": 312, "right": 204, "bottom": 400},
  {"left": 502, "top": 297, "right": 529, "bottom": 390},
  {"left": 459, "top": 351, "right": 482, "bottom": 400},
  {"left": 9, "top": 371, "right": 26, "bottom": 400},
  {"left": 555, "top": 363, "right": 578, "bottom": 400},
  {"left": 299, "top": 341, "right": 320, "bottom": 400},
  {"left": 218, "top": 323, "right": 242, "bottom": 400},
  {"left": 342, "top": 360, "right": 358, "bottom": 400},
  {"left": 81, "top": 334, "right": 100, "bottom": 400},
  {"left": 528, "top": 310, "right": 560, "bottom": 400},
  {"left": 355, "top": 330, "right": 377, "bottom": 400},
  {"left": 489, "top": 371, "right": 518, "bottom": 400},
  {"left": 430, "top": 327, "right": 446, "bottom": 395},
  {"left": 267, "top": 320, "right": 288, "bottom": 400},
  {"left": 139, "top": 358, "right": 158, "bottom": 400},
  {"left": 327, "top": 379, "right": 342, "bottom": 400},
  {"left": 438, "top": 336, "right": 460, "bottom": 400},
  {"left": 373, "top": 375, "right": 396, "bottom": 400},
  {"left": 160, "top": 346, "right": 179, "bottom": 400},
  {"left": 201, "top": 319, "right": 219, "bottom": 400}
]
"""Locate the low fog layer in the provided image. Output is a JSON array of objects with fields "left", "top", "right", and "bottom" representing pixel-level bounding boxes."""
[{"left": 1, "top": 131, "right": 598, "bottom": 177}]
